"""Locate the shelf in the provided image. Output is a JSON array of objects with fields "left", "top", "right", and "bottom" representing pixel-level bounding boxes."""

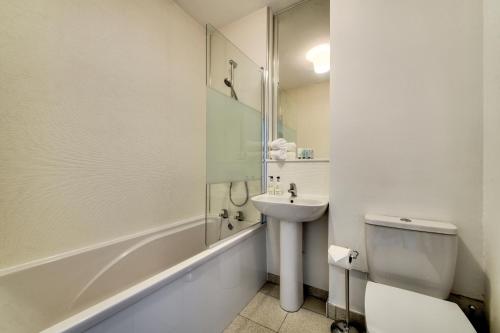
[{"left": 265, "top": 159, "right": 330, "bottom": 163}]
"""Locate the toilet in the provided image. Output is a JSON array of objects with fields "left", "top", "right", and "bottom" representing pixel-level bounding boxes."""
[{"left": 364, "top": 214, "right": 476, "bottom": 333}]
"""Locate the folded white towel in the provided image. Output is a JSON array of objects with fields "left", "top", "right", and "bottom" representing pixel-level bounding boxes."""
[
  {"left": 269, "top": 149, "right": 287, "bottom": 161},
  {"left": 286, "top": 151, "right": 297, "bottom": 160},
  {"left": 269, "top": 138, "right": 287, "bottom": 150}
]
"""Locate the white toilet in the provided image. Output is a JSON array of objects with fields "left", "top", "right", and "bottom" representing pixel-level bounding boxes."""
[{"left": 364, "top": 214, "right": 476, "bottom": 333}]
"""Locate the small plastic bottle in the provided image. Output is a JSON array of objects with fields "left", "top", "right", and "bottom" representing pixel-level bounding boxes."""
[
  {"left": 275, "top": 176, "right": 282, "bottom": 195},
  {"left": 267, "top": 176, "right": 275, "bottom": 195}
]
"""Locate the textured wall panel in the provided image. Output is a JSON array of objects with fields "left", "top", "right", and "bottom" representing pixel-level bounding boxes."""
[
  {"left": 0, "top": 0, "right": 205, "bottom": 268},
  {"left": 330, "top": 0, "right": 483, "bottom": 309}
]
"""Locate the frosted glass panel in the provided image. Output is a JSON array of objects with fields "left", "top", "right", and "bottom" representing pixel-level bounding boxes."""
[
  {"left": 205, "top": 25, "right": 263, "bottom": 246},
  {"left": 207, "top": 88, "right": 262, "bottom": 184}
]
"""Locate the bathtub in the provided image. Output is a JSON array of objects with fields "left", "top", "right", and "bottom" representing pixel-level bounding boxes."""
[{"left": 0, "top": 216, "right": 266, "bottom": 333}]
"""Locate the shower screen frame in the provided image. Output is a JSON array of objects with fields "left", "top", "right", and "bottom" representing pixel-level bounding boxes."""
[{"left": 205, "top": 24, "right": 269, "bottom": 246}]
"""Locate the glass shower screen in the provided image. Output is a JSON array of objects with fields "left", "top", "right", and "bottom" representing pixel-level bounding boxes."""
[{"left": 205, "top": 25, "right": 264, "bottom": 245}]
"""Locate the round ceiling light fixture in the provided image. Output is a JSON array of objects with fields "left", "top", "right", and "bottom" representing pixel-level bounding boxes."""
[{"left": 305, "top": 43, "right": 330, "bottom": 74}]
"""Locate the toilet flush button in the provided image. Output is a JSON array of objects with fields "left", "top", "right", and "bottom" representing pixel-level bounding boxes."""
[{"left": 400, "top": 218, "right": 412, "bottom": 223}]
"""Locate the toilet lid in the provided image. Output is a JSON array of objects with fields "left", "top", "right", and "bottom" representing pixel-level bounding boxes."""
[{"left": 365, "top": 282, "right": 476, "bottom": 333}]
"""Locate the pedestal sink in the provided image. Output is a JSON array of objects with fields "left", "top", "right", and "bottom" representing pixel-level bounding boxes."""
[{"left": 251, "top": 194, "right": 329, "bottom": 312}]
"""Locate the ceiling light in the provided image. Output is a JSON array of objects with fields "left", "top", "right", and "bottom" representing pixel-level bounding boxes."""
[{"left": 306, "top": 43, "right": 330, "bottom": 74}]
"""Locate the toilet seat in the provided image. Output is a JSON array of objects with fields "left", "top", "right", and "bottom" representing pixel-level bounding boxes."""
[{"left": 365, "top": 282, "right": 476, "bottom": 333}]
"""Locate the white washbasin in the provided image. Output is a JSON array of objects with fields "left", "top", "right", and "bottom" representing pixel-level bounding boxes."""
[{"left": 251, "top": 194, "right": 328, "bottom": 223}]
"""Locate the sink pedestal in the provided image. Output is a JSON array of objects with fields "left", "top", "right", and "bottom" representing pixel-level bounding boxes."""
[
  {"left": 280, "top": 220, "right": 303, "bottom": 312},
  {"left": 250, "top": 194, "right": 328, "bottom": 312}
]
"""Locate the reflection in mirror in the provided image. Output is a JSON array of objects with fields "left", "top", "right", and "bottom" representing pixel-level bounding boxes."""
[{"left": 275, "top": 0, "right": 330, "bottom": 159}]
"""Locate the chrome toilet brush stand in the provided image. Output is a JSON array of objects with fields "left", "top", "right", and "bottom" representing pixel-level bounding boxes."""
[{"left": 331, "top": 251, "right": 359, "bottom": 333}]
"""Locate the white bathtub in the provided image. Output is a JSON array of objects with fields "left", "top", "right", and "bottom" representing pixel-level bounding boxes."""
[{"left": 0, "top": 216, "right": 266, "bottom": 333}]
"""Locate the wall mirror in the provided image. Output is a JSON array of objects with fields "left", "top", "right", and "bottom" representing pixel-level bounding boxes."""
[{"left": 273, "top": 0, "right": 330, "bottom": 159}]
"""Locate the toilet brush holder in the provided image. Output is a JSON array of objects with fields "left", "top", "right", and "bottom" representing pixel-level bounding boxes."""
[{"left": 331, "top": 251, "right": 360, "bottom": 333}]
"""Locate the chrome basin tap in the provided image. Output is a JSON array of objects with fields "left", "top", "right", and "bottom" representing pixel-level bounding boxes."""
[{"left": 288, "top": 183, "right": 297, "bottom": 197}]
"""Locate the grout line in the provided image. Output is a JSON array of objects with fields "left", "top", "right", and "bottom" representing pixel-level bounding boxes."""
[
  {"left": 268, "top": 292, "right": 279, "bottom": 300},
  {"left": 246, "top": 316, "right": 279, "bottom": 332},
  {"left": 239, "top": 313, "right": 280, "bottom": 332},
  {"left": 277, "top": 312, "right": 288, "bottom": 332},
  {"left": 300, "top": 307, "right": 332, "bottom": 318},
  {"left": 221, "top": 315, "right": 239, "bottom": 332},
  {"left": 260, "top": 282, "right": 280, "bottom": 300},
  {"left": 238, "top": 295, "right": 282, "bottom": 332},
  {"left": 224, "top": 315, "right": 272, "bottom": 333},
  {"left": 302, "top": 298, "right": 328, "bottom": 316},
  {"left": 237, "top": 288, "right": 333, "bottom": 333},
  {"left": 239, "top": 291, "right": 288, "bottom": 332}
]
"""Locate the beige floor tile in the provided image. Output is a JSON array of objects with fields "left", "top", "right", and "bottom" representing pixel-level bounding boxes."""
[
  {"left": 302, "top": 296, "right": 326, "bottom": 315},
  {"left": 224, "top": 315, "right": 275, "bottom": 333},
  {"left": 279, "top": 308, "right": 333, "bottom": 333},
  {"left": 240, "top": 292, "right": 288, "bottom": 331},
  {"left": 260, "top": 282, "right": 280, "bottom": 299}
]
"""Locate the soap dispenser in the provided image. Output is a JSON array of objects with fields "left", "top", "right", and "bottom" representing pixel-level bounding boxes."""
[
  {"left": 275, "top": 176, "right": 282, "bottom": 195},
  {"left": 267, "top": 176, "right": 275, "bottom": 195}
]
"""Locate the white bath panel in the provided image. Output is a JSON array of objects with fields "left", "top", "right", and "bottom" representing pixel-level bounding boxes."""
[{"left": 82, "top": 226, "right": 266, "bottom": 333}]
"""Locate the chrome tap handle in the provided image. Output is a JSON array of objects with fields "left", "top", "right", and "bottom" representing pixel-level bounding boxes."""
[
  {"left": 288, "top": 183, "right": 297, "bottom": 197},
  {"left": 219, "top": 209, "right": 229, "bottom": 219},
  {"left": 349, "top": 250, "right": 359, "bottom": 264},
  {"left": 234, "top": 211, "right": 244, "bottom": 221}
]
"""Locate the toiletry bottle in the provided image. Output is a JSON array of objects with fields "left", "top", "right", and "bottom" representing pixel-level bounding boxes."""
[
  {"left": 267, "top": 176, "right": 275, "bottom": 195},
  {"left": 275, "top": 177, "right": 282, "bottom": 195},
  {"left": 297, "top": 148, "right": 304, "bottom": 159}
]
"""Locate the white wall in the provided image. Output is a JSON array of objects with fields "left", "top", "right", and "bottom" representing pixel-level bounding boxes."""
[
  {"left": 483, "top": 0, "right": 500, "bottom": 330},
  {"left": 267, "top": 161, "right": 330, "bottom": 290},
  {"left": 280, "top": 81, "right": 330, "bottom": 159},
  {"left": 219, "top": 7, "right": 269, "bottom": 69},
  {"left": 329, "top": 0, "right": 484, "bottom": 312},
  {"left": 0, "top": 0, "right": 205, "bottom": 269}
]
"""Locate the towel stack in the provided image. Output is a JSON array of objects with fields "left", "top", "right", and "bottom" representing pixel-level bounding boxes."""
[{"left": 268, "top": 138, "right": 297, "bottom": 161}]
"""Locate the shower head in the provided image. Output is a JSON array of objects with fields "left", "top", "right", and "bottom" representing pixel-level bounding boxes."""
[
  {"left": 224, "top": 78, "right": 233, "bottom": 88},
  {"left": 225, "top": 59, "right": 239, "bottom": 101},
  {"left": 224, "top": 78, "right": 239, "bottom": 101}
]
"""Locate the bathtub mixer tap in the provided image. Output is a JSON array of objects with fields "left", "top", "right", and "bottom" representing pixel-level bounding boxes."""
[
  {"left": 218, "top": 209, "right": 234, "bottom": 231},
  {"left": 234, "top": 211, "right": 244, "bottom": 221},
  {"left": 219, "top": 209, "right": 229, "bottom": 219}
]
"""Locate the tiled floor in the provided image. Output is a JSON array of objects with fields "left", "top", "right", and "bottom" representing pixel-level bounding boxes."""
[{"left": 224, "top": 282, "right": 333, "bottom": 333}]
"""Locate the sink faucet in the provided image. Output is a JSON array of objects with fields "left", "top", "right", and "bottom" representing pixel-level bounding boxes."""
[{"left": 288, "top": 183, "right": 297, "bottom": 197}]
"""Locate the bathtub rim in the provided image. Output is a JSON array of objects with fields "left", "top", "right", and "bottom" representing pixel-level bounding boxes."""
[
  {"left": 0, "top": 215, "right": 205, "bottom": 277},
  {"left": 41, "top": 222, "right": 265, "bottom": 333}
]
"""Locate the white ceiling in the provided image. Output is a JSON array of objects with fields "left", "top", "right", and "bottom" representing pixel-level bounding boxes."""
[
  {"left": 278, "top": 0, "right": 330, "bottom": 90},
  {"left": 174, "top": 0, "right": 300, "bottom": 27}
]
